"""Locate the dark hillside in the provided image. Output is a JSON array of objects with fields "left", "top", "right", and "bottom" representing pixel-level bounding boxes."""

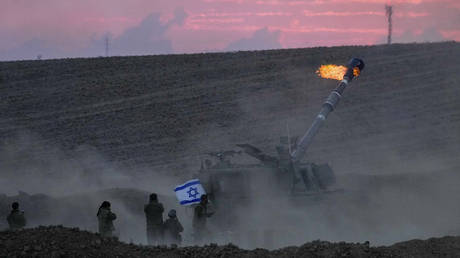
[{"left": 0, "top": 42, "right": 459, "bottom": 175}]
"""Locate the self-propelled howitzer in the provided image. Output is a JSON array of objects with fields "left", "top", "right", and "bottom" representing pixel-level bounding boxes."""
[
  {"left": 198, "top": 58, "right": 365, "bottom": 198},
  {"left": 194, "top": 58, "right": 365, "bottom": 244}
]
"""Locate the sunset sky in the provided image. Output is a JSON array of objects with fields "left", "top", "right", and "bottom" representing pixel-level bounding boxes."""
[{"left": 1, "top": 0, "right": 459, "bottom": 60}]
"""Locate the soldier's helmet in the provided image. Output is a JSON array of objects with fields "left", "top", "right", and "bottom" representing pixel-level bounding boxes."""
[
  {"left": 200, "top": 194, "right": 208, "bottom": 204},
  {"left": 149, "top": 193, "right": 158, "bottom": 202},
  {"left": 168, "top": 209, "right": 177, "bottom": 218},
  {"left": 101, "top": 201, "right": 111, "bottom": 208}
]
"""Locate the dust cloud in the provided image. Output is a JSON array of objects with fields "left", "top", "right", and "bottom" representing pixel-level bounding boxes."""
[
  {"left": 0, "top": 131, "right": 184, "bottom": 244},
  {"left": 2, "top": 70, "right": 460, "bottom": 249},
  {"left": 182, "top": 70, "right": 460, "bottom": 249},
  {"left": 2, "top": 124, "right": 460, "bottom": 249}
]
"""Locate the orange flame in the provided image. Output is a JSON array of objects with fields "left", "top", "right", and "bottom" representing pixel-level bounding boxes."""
[{"left": 316, "top": 65, "right": 360, "bottom": 81}]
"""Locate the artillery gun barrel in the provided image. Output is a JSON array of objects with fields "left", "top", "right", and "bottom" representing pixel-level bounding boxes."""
[{"left": 291, "top": 58, "right": 365, "bottom": 163}]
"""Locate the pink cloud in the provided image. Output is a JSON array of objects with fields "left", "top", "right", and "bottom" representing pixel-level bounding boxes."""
[
  {"left": 440, "top": 30, "right": 460, "bottom": 41},
  {"left": 255, "top": 12, "right": 292, "bottom": 16},
  {"left": 303, "top": 10, "right": 430, "bottom": 18},
  {"left": 311, "top": 0, "right": 452, "bottom": 4},
  {"left": 188, "top": 18, "right": 246, "bottom": 24},
  {"left": 185, "top": 24, "right": 260, "bottom": 31},
  {"left": 194, "top": 11, "right": 291, "bottom": 17},
  {"left": 303, "top": 10, "right": 385, "bottom": 16},
  {"left": 395, "top": 12, "right": 430, "bottom": 18},
  {"left": 280, "top": 27, "right": 387, "bottom": 34},
  {"left": 202, "top": 0, "right": 245, "bottom": 3},
  {"left": 256, "top": 0, "right": 307, "bottom": 5}
]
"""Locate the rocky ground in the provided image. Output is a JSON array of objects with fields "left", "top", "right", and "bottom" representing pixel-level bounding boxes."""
[{"left": 1, "top": 226, "right": 460, "bottom": 257}]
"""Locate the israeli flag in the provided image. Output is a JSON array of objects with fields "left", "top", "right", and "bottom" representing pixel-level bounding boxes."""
[{"left": 174, "top": 179, "right": 206, "bottom": 206}]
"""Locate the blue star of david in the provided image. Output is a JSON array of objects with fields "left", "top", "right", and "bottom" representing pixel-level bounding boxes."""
[{"left": 187, "top": 187, "right": 199, "bottom": 198}]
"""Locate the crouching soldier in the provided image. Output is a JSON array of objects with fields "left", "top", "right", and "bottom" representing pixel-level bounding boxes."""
[
  {"left": 97, "top": 201, "right": 117, "bottom": 237},
  {"left": 144, "top": 193, "right": 164, "bottom": 245},
  {"left": 164, "top": 209, "right": 184, "bottom": 245},
  {"left": 7, "top": 202, "right": 26, "bottom": 230}
]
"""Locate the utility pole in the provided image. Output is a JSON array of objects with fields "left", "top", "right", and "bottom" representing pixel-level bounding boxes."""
[
  {"left": 385, "top": 5, "right": 393, "bottom": 45},
  {"left": 105, "top": 35, "right": 109, "bottom": 57}
]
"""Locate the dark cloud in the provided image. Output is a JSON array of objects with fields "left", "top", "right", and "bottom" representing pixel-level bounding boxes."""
[
  {"left": 84, "top": 7, "right": 189, "bottom": 57},
  {"left": 0, "top": 38, "right": 65, "bottom": 61},
  {"left": 110, "top": 13, "right": 172, "bottom": 56},
  {"left": 224, "top": 27, "right": 282, "bottom": 51},
  {"left": 0, "top": 7, "right": 188, "bottom": 60},
  {"left": 170, "top": 7, "right": 188, "bottom": 27}
]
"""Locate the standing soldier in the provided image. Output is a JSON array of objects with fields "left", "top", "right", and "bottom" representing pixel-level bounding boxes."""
[
  {"left": 7, "top": 202, "right": 26, "bottom": 230},
  {"left": 193, "top": 194, "right": 214, "bottom": 243},
  {"left": 144, "top": 193, "right": 164, "bottom": 245},
  {"left": 97, "top": 201, "right": 117, "bottom": 237},
  {"left": 163, "top": 209, "right": 184, "bottom": 246}
]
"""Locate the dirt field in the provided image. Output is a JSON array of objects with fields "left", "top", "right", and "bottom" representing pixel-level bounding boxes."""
[
  {"left": 1, "top": 42, "right": 459, "bottom": 174},
  {"left": 1, "top": 42, "right": 460, "bottom": 253}
]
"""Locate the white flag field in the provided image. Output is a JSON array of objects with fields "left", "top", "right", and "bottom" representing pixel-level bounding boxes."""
[{"left": 174, "top": 179, "right": 206, "bottom": 206}]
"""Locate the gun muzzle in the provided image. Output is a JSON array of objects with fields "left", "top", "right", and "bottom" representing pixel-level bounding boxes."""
[{"left": 344, "top": 58, "right": 365, "bottom": 82}]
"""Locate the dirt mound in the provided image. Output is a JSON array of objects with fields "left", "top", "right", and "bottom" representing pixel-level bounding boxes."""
[
  {"left": 1, "top": 226, "right": 460, "bottom": 257},
  {"left": 0, "top": 226, "right": 265, "bottom": 258}
]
